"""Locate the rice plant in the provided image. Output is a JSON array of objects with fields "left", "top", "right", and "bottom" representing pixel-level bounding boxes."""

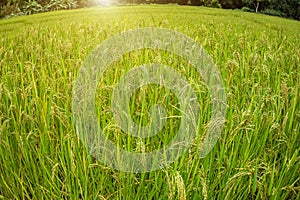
[{"left": 0, "top": 5, "right": 299, "bottom": 199}]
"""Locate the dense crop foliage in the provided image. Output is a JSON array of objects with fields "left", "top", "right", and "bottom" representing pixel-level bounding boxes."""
[{"left": 0, "top": 5, "right": 299, "bottom": 199}]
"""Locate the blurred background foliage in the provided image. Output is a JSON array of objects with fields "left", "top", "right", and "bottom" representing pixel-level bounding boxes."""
[{"left": 0, "top": 0, "right": 299, "bottom": 20}]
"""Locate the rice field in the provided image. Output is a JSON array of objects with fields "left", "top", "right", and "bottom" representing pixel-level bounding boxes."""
[{"left": 0, "top": 5, "right": 299, "bottom": 199}]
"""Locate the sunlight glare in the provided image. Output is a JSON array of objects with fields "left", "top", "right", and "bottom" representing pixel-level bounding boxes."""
[{"left": 98, "top": 0, "right": 113, "bottom": 6}]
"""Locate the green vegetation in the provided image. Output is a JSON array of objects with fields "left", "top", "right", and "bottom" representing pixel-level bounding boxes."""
[
  {"left": 0, "top": 5, "right": 299, "bottom": 199},
  {"left": 1, "top": 0, "right": 300, "bottom": 20}
]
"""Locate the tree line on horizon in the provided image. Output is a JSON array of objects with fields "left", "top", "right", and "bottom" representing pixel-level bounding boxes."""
[{"left": 0, "top": 0, "right": 299, "bottom": 20}]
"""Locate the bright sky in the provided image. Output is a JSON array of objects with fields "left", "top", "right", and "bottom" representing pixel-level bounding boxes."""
[{"left": 98, "top": 0, "right": 113, "bottom": 6}]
